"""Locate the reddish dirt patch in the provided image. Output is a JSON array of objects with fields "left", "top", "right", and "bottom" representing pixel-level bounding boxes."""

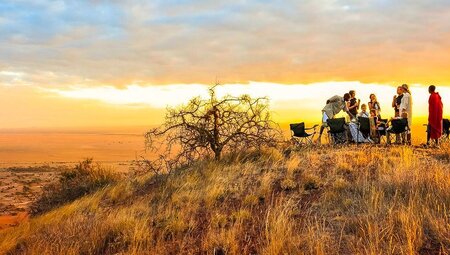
[
  {"left": 0, "top": 166, "right": 60, "bottom": 230},
  {"left": 0, "top": 212, "right": 28, "bottom": 230}
]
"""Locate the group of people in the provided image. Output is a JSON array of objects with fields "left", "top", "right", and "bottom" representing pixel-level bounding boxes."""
[{"left": 317, "top": 84, "right": 444, "bottom": 146}]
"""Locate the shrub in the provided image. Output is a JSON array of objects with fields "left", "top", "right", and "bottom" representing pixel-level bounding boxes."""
[
  {"left": 143, "top": 85, "right": 282, "bottom": 173},
  {"left": 30, "top": 159, "right": 120, "bottom": 215}
]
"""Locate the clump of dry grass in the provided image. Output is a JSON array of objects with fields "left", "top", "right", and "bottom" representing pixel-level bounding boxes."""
[
  {"left": 1, "top": 146, "right": 449, "bottom": 254},
  {"left": 29, "top": 159, "right": 121, "bottom": 215}
]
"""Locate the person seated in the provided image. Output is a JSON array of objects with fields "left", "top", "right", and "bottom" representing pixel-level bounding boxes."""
[
  {"left": 386, "top": 112, "right": 409, "bottom": 130},
  {"left": 357, "top": 104, "right": 370, "bottom": 118},
  {"left": 386, "top": 112, "right": 409, "bottom": 144}
]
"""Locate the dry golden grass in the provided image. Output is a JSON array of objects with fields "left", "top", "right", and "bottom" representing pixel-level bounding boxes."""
[{"left": 0, "top": 145, "right": 449, "bottom": 254}]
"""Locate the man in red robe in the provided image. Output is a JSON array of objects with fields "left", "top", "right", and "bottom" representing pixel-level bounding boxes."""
[{"left": 427, "top": 85, "right": 443, "bottom": 146}]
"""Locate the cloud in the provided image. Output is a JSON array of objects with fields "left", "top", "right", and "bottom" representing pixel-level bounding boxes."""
[
  {"left": 0, "top": 71, "right": 26, "bottom": 86},
  {"left": 0, "top": 0, "right": 449, "bottom": 87}
]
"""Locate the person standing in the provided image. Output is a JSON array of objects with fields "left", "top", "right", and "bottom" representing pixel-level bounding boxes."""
[
  {"left": 392, "top": 86, "right": 403, "bottom": 117},
  {"left": 368, "top": 94, "right": 381, "bottom": 118},
  {"left": 399, "top": 84, "right": 413, "bottom": 144},
  {"left": 348, "top": 90, "right": 360, "bottom": 120},
  {"left": 392, "top": 86, "right": 404, "bottom": 143},
  {"left": 427, "top": 85, "right": 443, "bottom": 146},
  {"left": 317, "top": 93, "right": 352, "bottom": 144}
]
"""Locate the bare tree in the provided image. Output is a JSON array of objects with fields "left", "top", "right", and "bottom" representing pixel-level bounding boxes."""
[{"left": 143, "top": 84, "right": 282, "bottom": 172}]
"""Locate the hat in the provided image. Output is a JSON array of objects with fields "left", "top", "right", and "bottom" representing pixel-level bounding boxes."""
[{"left": 401, "top": 84, "right": 410, "bottom": 93}]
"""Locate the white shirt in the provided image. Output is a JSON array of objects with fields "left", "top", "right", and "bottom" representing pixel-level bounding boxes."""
[
  {"left": 358, "top": 111, "right": 370, "bottom": 118},
  {"left": 400, "top": 92, "right": 413, "bottom": 128},
  {"left": 400, "top": 92, "right": 411, "bottom": 115}
]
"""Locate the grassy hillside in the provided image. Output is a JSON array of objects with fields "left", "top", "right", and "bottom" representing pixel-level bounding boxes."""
[{"left": 0, "top": 145, "right": 449, "bottom": 254}]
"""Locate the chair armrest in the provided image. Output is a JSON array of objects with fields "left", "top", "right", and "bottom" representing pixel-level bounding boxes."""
[{"left": 305, "top": 124, "right": 319, "bottom": 130}]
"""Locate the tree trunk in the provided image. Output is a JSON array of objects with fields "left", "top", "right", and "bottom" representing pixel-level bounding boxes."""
[
  {"left": 214, "top": 150, "right": 221, "bottom": 160},
  {"left": 213, "top": 106, "right": 221, "bottom": 160}
]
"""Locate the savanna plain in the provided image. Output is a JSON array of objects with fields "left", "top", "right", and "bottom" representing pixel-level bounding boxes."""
[{"left": 0, "top": 140, "right": 449, "bottom": 254}]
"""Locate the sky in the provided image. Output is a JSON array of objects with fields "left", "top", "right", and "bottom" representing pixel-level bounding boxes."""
[{"left": 0, "top": 0, "right": 449, "bottom": 129}]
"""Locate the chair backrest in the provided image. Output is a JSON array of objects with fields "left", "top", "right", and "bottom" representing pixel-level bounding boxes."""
[
  {"left": 376, "top": 119, "right": 388, "bottom": 137},
  {"left": 327, "top": 117, "right": 346, "bottom": 133},
  {"left": 290, "top": 123, "right": 306, "bottom": 137},
  {"left": 391, "top": 118, "right": 408, "bottom": 134},
  {"left": 358, "top": 117, "right": 370, "bottom": 135},
  {"left": 443, "top": 119, "right": 450, "bottom": 136}
]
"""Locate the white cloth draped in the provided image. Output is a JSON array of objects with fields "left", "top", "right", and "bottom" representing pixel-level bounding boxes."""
[{"left": 348, "top": 122, "right": 371, "bottom": 143}]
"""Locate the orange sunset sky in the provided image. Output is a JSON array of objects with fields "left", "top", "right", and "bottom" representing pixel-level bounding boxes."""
[{"left": 0, "top": 1, "right": 449, "bottom": 129}]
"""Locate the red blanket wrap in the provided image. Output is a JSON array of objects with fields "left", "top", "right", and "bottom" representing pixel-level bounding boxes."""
[{"left": 429, "top": 92, "right": 443, "bottom": 139}]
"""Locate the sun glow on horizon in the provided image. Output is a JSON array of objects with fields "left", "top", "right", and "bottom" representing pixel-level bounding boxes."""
[{"left": 43, "top": 81, "right": 449, "bottom": 125}]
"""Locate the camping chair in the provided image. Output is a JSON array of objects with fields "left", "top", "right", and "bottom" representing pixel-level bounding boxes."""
[
  {"left": 387, "top": 118, "right": 409, "bottom": 144},
  {"left": 423, "top": 118, "right": 449, "bottom": 144},
  {"left": 442, "top": 119, "right": 450, "bottom": 142},
  {"left": 377, "top": 119, "right": 388, "bottom": 144},
  {"left": 290, "top": 122, "right": 318, "bottom": 146},
  {"left": 326, "top": 117, "right": 348, "bottom": 144},
  {"left": 367, "top": 117, "right": 387, "bottom": 144},
  {"left": 357, "top": 117, "right": 371, "bottom": 141}
]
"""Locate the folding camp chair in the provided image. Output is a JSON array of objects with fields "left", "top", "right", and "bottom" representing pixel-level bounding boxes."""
[
  {"left": 326, "top": 117, "right": 348, "bottom": 144},
  {"left": 442, "top": 119, "right": 450, "bottom": 142},
  {"left": 290, "top": 123, "right": 318, "bottom": 146},
  {"left": 377, "top": 119, "right": 388, "bottom": 144},
  {"left": 357, "top": 117, "right": 371, "bottom": 141},
  {"left": 423, "top": 118, "right": 449, "bottom": 144},
  {"left": 387, "top": 118, "right": 409, "bottom": 144}
]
